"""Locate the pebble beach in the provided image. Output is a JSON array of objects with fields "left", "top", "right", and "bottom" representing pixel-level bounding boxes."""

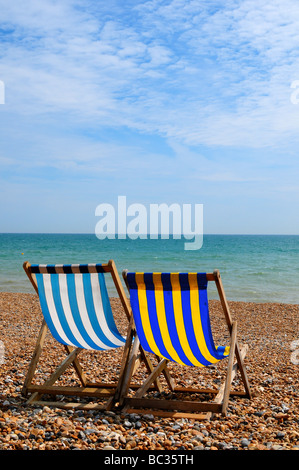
[{"left": 0, "top": 292, "right": 298, "bottom": 452}]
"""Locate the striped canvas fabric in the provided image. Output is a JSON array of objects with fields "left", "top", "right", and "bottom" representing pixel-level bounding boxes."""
[
  {"left": 126, "top": 272, "right": 229, "bottom": 367},
  {"left": 31, "top": 264, "right": 126, "bottom": 351}
]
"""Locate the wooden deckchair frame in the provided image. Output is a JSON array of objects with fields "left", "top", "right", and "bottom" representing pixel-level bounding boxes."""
[
  {"left": 118, "top": 269, "right": 252, "bottom": 420},
  {"left": 21, "top": 260, "right": 163, "bottom": 411}
]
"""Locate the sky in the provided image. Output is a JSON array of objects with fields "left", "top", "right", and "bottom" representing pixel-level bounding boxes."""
[{"left": 1, "top": 0, "right": 299, "bottom": 235}]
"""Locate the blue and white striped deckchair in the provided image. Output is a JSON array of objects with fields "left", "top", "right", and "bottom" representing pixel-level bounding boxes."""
[
  {"left": 32, "top": 263, "right": 126, "bottom": 351},
  {"left": 120, "top": 269, "right": 251, "bottom": 419},
  {"left": 22, "top": 260, "right": 133, "bottom": 411}
]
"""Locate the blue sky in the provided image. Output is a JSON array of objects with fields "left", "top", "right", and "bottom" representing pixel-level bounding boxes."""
[{"left": 1, "top": 0, "right": 299, "bottom": 234}]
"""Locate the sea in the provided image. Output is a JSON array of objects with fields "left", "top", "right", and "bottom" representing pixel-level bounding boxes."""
[{"left": 0, "top": 233, "right": 298, "bottom": 304}]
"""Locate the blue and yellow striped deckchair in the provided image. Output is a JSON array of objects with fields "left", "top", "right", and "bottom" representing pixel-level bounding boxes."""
[
  {"left": 120, "top": 269, "right": 251, "bottom": 419},
  {"left": 22, "top": 260, "right": 134, "bottom": 411}
]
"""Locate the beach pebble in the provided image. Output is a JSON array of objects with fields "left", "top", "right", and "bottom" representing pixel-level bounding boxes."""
[{"left": 240, "top": 438, "right": 250, "bottom": 447}]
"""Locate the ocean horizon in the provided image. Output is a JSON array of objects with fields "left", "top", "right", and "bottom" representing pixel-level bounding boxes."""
[{"left": 0, "top": 233, "right": 298, "bottom": 305}]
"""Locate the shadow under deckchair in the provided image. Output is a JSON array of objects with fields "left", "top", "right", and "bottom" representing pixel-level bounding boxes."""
[
  {"left": 22, "top": 260, "right": 162, "bottom": 411},
  {"left": 118, "top": 269, "right": 252, "bottom": 420}
]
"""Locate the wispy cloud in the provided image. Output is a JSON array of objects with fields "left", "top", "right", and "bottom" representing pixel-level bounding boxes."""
[{"left": 2, "top": 0, "right": 299, "bottom": 143}]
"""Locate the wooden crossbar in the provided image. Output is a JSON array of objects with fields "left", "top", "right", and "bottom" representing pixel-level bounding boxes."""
[
  {"left": 124, "top": 397, "right": 223, "bottom": 413},
  {"left": 26, "top": 385, "right": 116, "bottom": 398}
]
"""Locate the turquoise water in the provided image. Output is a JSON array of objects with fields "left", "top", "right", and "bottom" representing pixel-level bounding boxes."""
[{"left": 0, "top": 233, "right": 298, "bottom": 304}]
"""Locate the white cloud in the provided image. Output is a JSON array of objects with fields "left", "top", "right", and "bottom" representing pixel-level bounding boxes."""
[{"left": 1, "top": 0, "right": 299, "bottom": 150}]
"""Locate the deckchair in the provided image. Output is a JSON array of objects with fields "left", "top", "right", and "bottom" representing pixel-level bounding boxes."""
[
  {"left": 119, "top": 269, "right": 252, "bottom": 420},
  {"left": 22, "top": 260, "right": 158, "bottom": 411}
]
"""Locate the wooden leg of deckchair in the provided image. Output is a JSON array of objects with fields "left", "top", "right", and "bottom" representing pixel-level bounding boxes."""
[
  {"left": 64, "top": 345, "right": 88, "bottom": 387},
  {"left": 235, "top": 344, "right": 252, "bottom": 399},
  {"left": 116, "top": 318, "right": 165, "bottom": 406},
  {"left": 22, "top": 322, "right": 87, "bottom": 399},
  {"left": 207, "top": 342, "right": 249, "bottom": 420},
  {"left": 155, "top": 355, "right": 176, "bottom": 391},
  {"left": 120, "top": 358, "right": 169, "bottom": 414},
  {"left": 113, "top": 321, "right": 135, "bottom": 403},
  {"left": 117, "top": 333, "right": 140, "bottom": 406},
  {"left": 141, "top": 351, "right": 164, "bottom": 393},
  {"left": 129, "top": 350, "right": 166, "bottom": 393},
  {"left": 134, "top": 359, "right": 168, "bottom": 399},
  {"left": 26, "top": 347, "right": 83, "bottom": 404},
  {"left": 22, "top": 319, "right": 48, "bottom": 397},
  {"left": 221, "top": 321, "right": 237, "bottom": 415},
  {"left": 213, "top": 270, "right": 252, "bottom": 399}
]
